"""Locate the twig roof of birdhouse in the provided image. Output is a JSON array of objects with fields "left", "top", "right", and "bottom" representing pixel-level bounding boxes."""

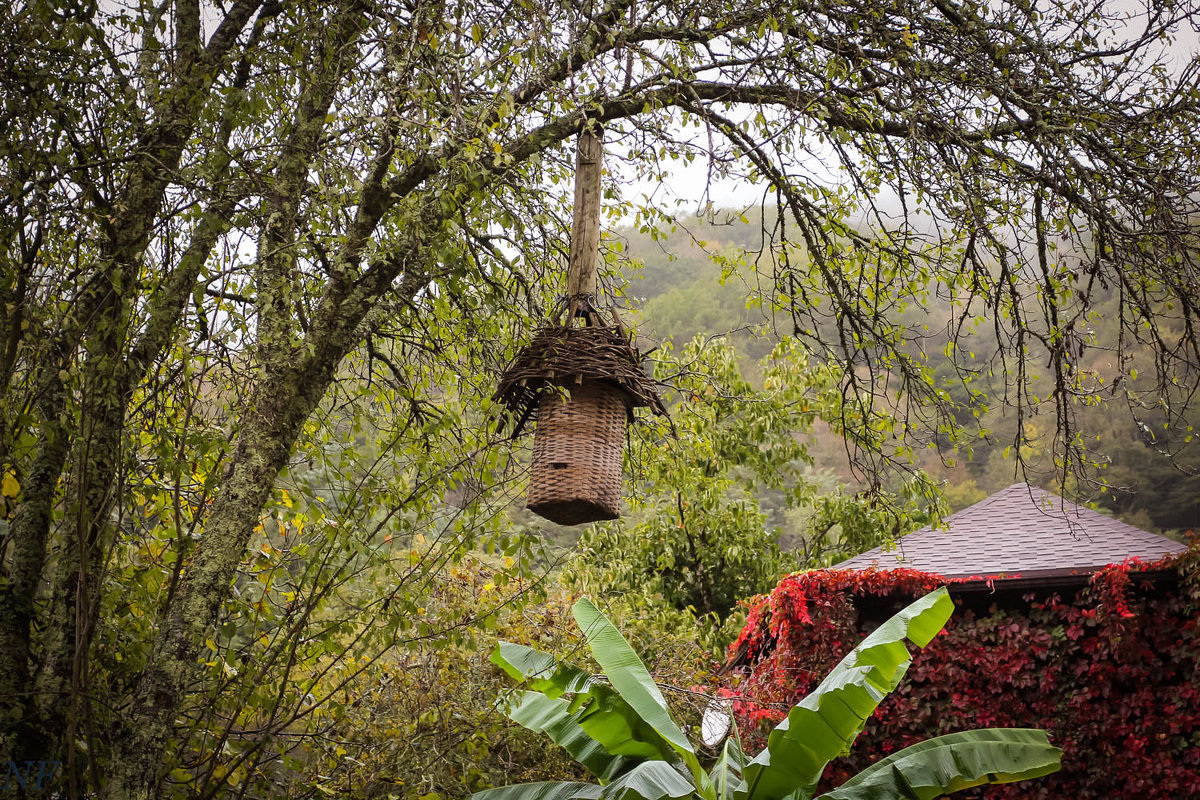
[{"left": 493, "top": 323, "right": 667, "bottom": 435}]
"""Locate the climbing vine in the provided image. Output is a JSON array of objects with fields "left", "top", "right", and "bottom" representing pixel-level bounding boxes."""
[{"left": 725, "top": 551, "right": 1200, "bottom": 798}]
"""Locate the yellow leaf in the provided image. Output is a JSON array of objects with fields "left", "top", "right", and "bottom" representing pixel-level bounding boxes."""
[{"left": 1, "top": 471, "right": 19, "bottom": 498}]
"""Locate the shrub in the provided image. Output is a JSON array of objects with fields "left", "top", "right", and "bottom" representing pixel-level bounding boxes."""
[
  {"left": 477, "top": 593, "right": 1059, "bottom": 800},
  {"left": 725, "top": 552, "right": 1200, "bottom": 799}
]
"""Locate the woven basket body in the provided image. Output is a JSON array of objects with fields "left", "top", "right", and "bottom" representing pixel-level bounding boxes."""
[{"left": 528, "top": 380, "right": 628, "bottom": 525}]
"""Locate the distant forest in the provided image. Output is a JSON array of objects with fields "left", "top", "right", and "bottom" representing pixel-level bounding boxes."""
[{"left": 613, "top": 206, "right": 1199, "bottom": 539}]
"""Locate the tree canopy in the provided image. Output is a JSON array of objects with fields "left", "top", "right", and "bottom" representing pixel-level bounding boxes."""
[{"left": 1, "top": 0, "right": 1198, "bottom": 796}]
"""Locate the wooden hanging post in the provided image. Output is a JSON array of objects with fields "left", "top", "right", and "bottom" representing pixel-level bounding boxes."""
[{"left": 566, "top": 125, "right": 605, "bottom": 325}]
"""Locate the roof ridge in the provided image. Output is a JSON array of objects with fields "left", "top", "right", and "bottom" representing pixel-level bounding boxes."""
[
  {"left": 832, "top": 482, "right": 1187, "bottom": 578},
  {"left": 941, "top": 481, "right": 1036, "bottom": 523}
]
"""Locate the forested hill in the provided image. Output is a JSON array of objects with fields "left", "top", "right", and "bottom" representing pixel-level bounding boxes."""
[{"left": 614, "top": 208, "right": 1200, "bottom": 537}]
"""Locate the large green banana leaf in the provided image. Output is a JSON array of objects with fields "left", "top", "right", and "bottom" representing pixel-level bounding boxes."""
[
  {"left": 573, "top": 599, "right": 709, "bottom": 792},
  {"left": 493, "top": 641, "right": 679, "bottom": 763},
  {"left": 469, "top": 782, "right": 604, "bottom": 800},
  {"left": 737, "top": 588, "right": 954, "bottom": 800},
  {"left": 468, "top": 762, "right": 698, "bottom": 800},
  {"left": 571, "top": 600, "right": 697, "bottom": 758},
  {"left": 501, "top": 691, "right": 635, "bottom": 782},
  {"left": 493, "top": 640, "right": 604, "bottom": 699},
  {"left": 816, "top": 728, "right": 1063, "bottom": 800},
  {"left": 600, "top": 760, "right": 698, "bottom": 800}
]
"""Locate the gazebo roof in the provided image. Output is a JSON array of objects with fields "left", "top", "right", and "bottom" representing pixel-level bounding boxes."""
[{"left": 835, "top": 482, "right": 1187, "bottom": 582}]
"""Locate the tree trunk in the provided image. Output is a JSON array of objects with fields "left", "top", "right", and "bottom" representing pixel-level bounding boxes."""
[{"left": 104, "top": 282, "right": 406, "bottom": 796}]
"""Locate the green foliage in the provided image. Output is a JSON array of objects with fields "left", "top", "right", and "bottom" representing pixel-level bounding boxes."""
[
  {"left": 477, "top": 592, "right": 1061, "bottom": 800},
  {"left": 738, "top": 590, "right": 956, "bottom": 800},
  {"left": 179, "top": 575, "right": 715, "bottom": 800},
  {"left": 89, "top": 327, "right": 560, "bottom": 798},
  {"left": 574, "top": 338, "right": 816, "bottom": 622},
  {"left": 2, "top": 0, "right": 1197, "bottom": 793},
  {"left": 817, "top": 729, "right": 1066, "bottom": 800},
  {"left": 259, "top": 581, "right": 589, "bottom": 800},
  {"left": 572, "top": 336, "right": 942, "bottom": 644},
  {"left": 622, "top": 215, "right": 1200, "bottom": 533}
]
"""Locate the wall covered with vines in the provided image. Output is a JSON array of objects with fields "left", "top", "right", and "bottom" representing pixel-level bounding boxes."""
[{"left": 724, "top": 552, "right": 1200, "bottom": 798}]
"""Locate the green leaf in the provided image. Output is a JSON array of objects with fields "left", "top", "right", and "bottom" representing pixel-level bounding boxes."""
[
  {"left": 470, "top": 782, "right": 603, "bottom": 800},
  {"left": 571, "top": 600, "right": 693, "bottom": 752},
  {"left": 816, "top": 728, "right": 1063, "bottom": 800},
  {"left": 600, "top": 761, "right": 696, "bottom": 800},
  {"left": 492, "top": 642, "right": 678, "bottom": 762},
  {"left": 500, "top": 690, "right": 635, "bottom": 782},
  {"left": 572, "top": 599, "right": 702, "bottom": 779},
  {"left": 492, "top": 641, "right": 598, "bottom": 697},
  {"left": 709, "top": 735, "right": 747, "bottom": 800},
  {"left": 738, "top": 589, "right": 954, "bottom": 800}
]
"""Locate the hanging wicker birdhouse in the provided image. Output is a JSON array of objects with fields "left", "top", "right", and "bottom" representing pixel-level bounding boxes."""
[
  {"left": 494, "top": 322, "right": 666, "bottom": 525},
  {"left": 492, "top": 126, "right": 667, "bottom": 525}
]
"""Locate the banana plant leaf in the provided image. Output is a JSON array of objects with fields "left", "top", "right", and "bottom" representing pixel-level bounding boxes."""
[
  {"left": 493, "top": 641, "right": 603, "bottom": 699},
  {"left": 572, "top": 599, "right": 709, "bottom": 790},
  {"left": 492, "top": 641, "right": 679, "bottom": 763},
  {"left": 468, "top": 764, "right": 696, "bottom": 800},
  {"left": 737, "top": 588, "right": 954, "bottom": 800},
  {"left": 599, "top": 760, "right": 698, "bottom": 800},
  {"left": 501, "top": 691, "right": 636, "bottom": 782},
  {"left": 470, "top": 782, "right": 604, "bottom": 800},
  {"left": 709, "top": 732, "right": 747, "bottom": 800},
  {"left": 571, "top": 600, "right": 697, "bottom": 758},
  {"left": 816, "top": 728, "right": 1063, "bottom": 800}
]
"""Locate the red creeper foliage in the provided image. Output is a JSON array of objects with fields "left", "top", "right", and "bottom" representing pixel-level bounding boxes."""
[{"left": 725, "top": 551, "right": 1200, "bottom": 799}]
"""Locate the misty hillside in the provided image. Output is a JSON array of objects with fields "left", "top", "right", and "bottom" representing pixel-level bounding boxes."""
[{"left": 613, "top": 208, "right": 1200, "bottom": 537}]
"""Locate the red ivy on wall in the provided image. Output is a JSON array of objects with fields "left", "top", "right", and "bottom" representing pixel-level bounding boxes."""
[{"left": 724, "top": 552, "right": 1200, "bottom": 799}]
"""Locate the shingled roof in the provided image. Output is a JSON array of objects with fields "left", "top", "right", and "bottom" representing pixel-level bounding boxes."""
[{"left": 835, "top": 482, "right": 1187, "bottom": 581}]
